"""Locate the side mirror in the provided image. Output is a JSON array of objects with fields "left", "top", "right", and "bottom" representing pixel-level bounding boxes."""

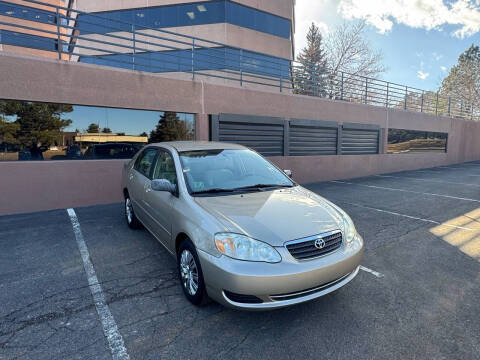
[
  {"left": 151, "top": 179, "right": 176, "bottom": 193},
  {"left": 284, "top": 169, "right": 292, "bottom": 177}
]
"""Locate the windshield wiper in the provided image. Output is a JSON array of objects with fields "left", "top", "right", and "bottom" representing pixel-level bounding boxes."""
[
  {"left": 191, "top": 188, "right": 239, "bottom": 195},
  {"left": 232, "top": 184, "right": 294, "bottom": 191}
]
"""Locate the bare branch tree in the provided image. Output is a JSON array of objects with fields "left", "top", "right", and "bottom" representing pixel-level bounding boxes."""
[{"left": 325, "top": 21, "right": 386, "bottom": 78}]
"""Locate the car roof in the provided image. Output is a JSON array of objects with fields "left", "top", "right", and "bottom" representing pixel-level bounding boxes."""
[{"left": 149, "top": 141, "right": 248, "bottom": 152}]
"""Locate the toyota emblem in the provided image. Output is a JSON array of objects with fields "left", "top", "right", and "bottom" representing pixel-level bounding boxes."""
[{"left": 314, "top": 238, "right": 326, "bottom": 249}]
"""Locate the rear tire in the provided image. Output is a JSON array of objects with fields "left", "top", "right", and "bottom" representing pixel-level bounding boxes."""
[
  {"left": 125, "top": 194, "right": 142, "bottom": 229},
  {"left": 177, "top": 239, "right": 209, "bottom": 306}
]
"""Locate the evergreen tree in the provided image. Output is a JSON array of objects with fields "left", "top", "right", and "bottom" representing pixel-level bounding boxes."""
[
  {"left": 87, "top": 123, "right": 100, "bottom": 133},
  {"left": 0, "top": 100, "right": 72, "bottom": 159},
  {"left": 294, "top": 23, "right": 329, "bottom": 97},
  {"left": 149, "top": 112, "right": 191, "bottom": 143}
]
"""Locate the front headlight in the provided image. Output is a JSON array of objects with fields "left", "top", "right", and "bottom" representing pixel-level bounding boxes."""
[
  {"left": 342, "top": 213, "right": 357, "bottom": 243},
  {"left": 214, "top": 233, "right": 281, "bottom": 263}
]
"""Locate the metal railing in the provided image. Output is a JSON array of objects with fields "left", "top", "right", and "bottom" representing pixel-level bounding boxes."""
[{"left": 0, "top": 0, "right": 478, "bottom": 121}]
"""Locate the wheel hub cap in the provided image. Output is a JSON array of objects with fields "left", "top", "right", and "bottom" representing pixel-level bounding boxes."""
[
  {"left": 180, "top": 250, "right": 199, "bottom": 296},
  {"left": 125, "top": 198, "right": 133, "bottom": 223}
]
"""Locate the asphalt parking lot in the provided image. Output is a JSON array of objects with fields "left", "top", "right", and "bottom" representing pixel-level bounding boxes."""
[{"left": 1, "top": 162, "right": 480, "bottom": 360}]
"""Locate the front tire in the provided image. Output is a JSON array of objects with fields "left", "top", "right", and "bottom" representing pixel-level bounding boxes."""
[
  {"left": 125, "top": 194, "right": 142, "bottom": 229},
  {"left": 177, "top": 239, "right": 209, "bottom": 306}
]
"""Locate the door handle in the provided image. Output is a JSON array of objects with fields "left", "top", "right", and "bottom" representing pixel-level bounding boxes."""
[{"left": 144, "top": 182, "right": 152, "bottom": 193}]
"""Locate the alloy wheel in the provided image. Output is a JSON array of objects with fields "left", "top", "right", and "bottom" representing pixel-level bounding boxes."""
[
  {"left": 180, "top": 250, "right": 199, "bottom": 296},
  {"left": 125, "top": 198, "right": 133, "bottom": 224}
]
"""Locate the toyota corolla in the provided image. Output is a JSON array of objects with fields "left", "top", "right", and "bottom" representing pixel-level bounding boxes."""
[{"left": 122, "top": 142, "right": 363, "bottom": 310}]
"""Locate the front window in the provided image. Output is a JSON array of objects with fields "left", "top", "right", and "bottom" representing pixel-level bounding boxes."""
[
  {"left": 179, "top": 149, "right": 294, "bottom": 195},
  {"left": 153, "top": 150, "right": 177, "bottom": 184}
]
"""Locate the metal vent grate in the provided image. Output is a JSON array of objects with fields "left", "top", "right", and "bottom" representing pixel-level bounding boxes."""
[
  {"left": 341, "top": 126, "right": 380, "bottom": 155},
  {"left": 214, "top": 114, "right": 285, "bottom": 156},
  {"left": 289, "top": 126, "right": 338, "bottom": 156}
]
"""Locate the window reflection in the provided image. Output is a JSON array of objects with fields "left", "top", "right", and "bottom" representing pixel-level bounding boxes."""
[
  {"left": 76, "top": 0, "right": 291, "bottom": 39},
  {"left": 388, "top": 129, "right": 447, "bottom": 154},
  {"left": 0, "top": 100, "right": 194, "bottom": 161}
]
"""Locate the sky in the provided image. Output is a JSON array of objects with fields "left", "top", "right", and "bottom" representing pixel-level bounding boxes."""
[{"left": 294, "top": 0, "right": 480, "bottom": 91}]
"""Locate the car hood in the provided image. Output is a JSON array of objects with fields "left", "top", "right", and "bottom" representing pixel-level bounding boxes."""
[{"left": 194, "top": 186, "right": 344, "bottom": 246}]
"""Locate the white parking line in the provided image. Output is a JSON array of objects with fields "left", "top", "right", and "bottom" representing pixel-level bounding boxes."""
[
  {"left": 67, "top": 208, "right": 130, "bottom": 360},
  {"left": 341, "top": 201, "right": 474, "bottom": 231},
  {"left": 359, "top": 266, "right": 384, "bottom": 278},
  {"left": 374, "top": 174, "right": 480, "bottom": 187},
  {"left": 331, "top": 180, "right": 480, "bottom": 203}
]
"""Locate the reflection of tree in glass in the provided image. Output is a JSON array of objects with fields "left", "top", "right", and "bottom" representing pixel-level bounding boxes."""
[
  {"left": 0, "top": 100, "right": 72, "bottom": 159},
  {"left": 149, "top": 111, "right": 192, "bottom": 143},
  {"left": 0, "top": 116, "right": 20, "bottom": 147},
  {"left": 388, "top": 129, "right": 447, "bottom": 153},
  {"left": 87, "top": 123, "right": 100, "bottom": 133}
]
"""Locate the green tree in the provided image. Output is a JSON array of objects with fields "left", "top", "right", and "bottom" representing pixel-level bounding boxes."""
[
  {"left": 102, "top": 127, "right": 112, "bottom": 133},
  {"left": 0, "top": 100, "right": 72, "bottom": 158},
  {"left": 440, "top": 44, "right": 479, "bottom": 118},
  {"left": 87, "top": 123, "right": 100, "bottom": 133},
  {"left": 0, "top": 117, "right": 20, "bottom": 145},
  {"left": 0, "top": 116, "right": 20, "bottom": 154},
  {"left": 149, "top": 112, "right": 191, "bottom": 143},
  {"left": 294, "top": 23, "right": 329, "bottom": 97},
  {"left": 139, "top": 132, "right": 148, "bottom": 137}
]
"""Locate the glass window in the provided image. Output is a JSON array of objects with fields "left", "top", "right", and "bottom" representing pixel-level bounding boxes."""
[
  {"left": 79, "top": 46, "right": 290, "bottom": 78},
  {"left": 388, "top": 129, "right": 448, "bottom": 153},
  {"left": 0, "top": 29, "right": 58, "bottom": 52},
  {"left": 179, "top": 149, "right": 293, "bottom": 194},
  {"left": 153, "top": 150, "right": 177, "bottom": 184},
  {"left": 226, "top": 1, "right": 290, "bottom": 39},
  {"left": 0, "top": 100, "right": 195, "bottom": 161},
  {"left": 0, "top": 1, "right": 57, "bottom": 25},
  {"left": 76, "top": 1, "right": 290, "bottom": 39},
  {"left": 135, "top": 148, "right": 158, "bottom": 178}
]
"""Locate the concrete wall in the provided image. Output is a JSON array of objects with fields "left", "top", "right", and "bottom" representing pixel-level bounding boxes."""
[{"left": 1, "top": 52, "right": 480, "bottom": 215}]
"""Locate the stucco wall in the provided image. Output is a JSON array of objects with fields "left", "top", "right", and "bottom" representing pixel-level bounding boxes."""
[{"left": 0, "top": 52, "right": 479, "bottom": 215}]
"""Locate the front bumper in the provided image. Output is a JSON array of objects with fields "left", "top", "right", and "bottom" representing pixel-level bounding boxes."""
[{"left": 197, "top": 235, "right": 363, "bottom": 310}]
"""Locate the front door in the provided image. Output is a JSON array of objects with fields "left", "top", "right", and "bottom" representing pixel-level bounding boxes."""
[{"left": 142, "top": 149, "right": 178, "bottom": 247}]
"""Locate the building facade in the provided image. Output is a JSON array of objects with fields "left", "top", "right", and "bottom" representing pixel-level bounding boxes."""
[
  {"left": 0, "top": 0, "right": 295, "bottom": 75},
  {"left": 0, "top": 0, "right": 74, "bottom": 59}
]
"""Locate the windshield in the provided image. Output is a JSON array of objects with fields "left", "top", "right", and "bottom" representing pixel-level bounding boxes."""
[{"left": 179, "top": 149, "right": 294, "bottom": 195}]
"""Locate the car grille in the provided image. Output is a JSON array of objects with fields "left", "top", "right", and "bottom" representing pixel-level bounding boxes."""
[{"left": 285, "top": 231, "right": 342, "bottom": 260}]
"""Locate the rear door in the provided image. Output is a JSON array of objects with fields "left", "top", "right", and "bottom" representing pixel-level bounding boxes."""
[
  {"left": 129, "top": 147, "right": 158, "bottom": 223},
  {"left": 142, "top": 148, "right": 178, "bottom": 248}
]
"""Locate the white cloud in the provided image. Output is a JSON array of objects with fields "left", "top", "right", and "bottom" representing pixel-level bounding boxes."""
[
  {"left": 294, "top": 0, "right": 332, "bottom": 55},
  {"left": 417, "top": 70, "right": 430, "bottom": 79},
  {"left": 432, "top": 52, "right": 443, "bottom": 61},
  {"left": 338, "top": 0, "right": 480, "bottom": 38},
  {"left": 440, "top": 66, "right": 447, "bottom": 72}
]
